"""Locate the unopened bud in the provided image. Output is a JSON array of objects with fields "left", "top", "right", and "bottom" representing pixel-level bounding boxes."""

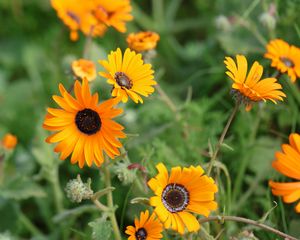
[
  {"left": 215, "top": 15, "right": 231, "bottom": 32},
  {"left": 113, "top": 161, "right": 137, "bottom": 185},
  {"left": 259, "top": 12, "right": 276, "bottom": 29},
  {"left": 65, "top": 175, "right": 93, "bottom": 203}
]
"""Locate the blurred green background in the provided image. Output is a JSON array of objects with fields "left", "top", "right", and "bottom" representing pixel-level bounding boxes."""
[{"left": 1, "top": 0, "right": 300, "bottom": 239}]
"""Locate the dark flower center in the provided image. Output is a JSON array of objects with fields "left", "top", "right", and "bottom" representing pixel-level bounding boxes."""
[
  {"left": 135, "top": 228, "right": 147, "bottom": 240},
  {"left": 115, "top": 72, "right": 133, "bottom": 89},
  {"left": 75, "top": 108, "right": 101, "bottom": 135},
  {"left": 162, "top": 183, "right": 189, "bottom": 213},
  {"left": 280, "top": 57, "right": 294, "bottom": 68}
]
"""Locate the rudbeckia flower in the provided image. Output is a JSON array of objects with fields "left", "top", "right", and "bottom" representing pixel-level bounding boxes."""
[
  {"left": 92, "top": 0, "right": 133, "bottom": 33},
  {"left": 99, "top": 48, "right": 156, "bottom": 103},
  {"left": 125, "top": 210, "right": 163, "bottom": 240},
  {"left": 127, "top": 31, "right": 160, "bottom": 52},
  {"left": 269, "top": 133, "right": 300, "bottom": 213},
  {"left": 72, "top": 59, "right": 97, "bottom": 82},
  {"left": 1, "top": 133, "right": 17, "bottom": 150},
  {"left": 148, "top": 163, "right": 218, "bottom": 234},
  {"left": 43, "top": 78, "right": 126, "bottom": 168},
  {"left": 265, "top": 39, "right": 300, "bottom": 82},
  {"left": 224, "top": 55, "right": 286, "bottom": 111}
]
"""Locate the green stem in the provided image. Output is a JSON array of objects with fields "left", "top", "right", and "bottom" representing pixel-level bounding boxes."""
[
  {"left": 103, "top": 156, "right": 122, "bottom": 240},
  {"left": 232, "top": 106, "right": 262, "bottom": 203},
  {"left": 52, "top": 168, "right": 64, "bottom": 213},
  {"left": 198, "top": 216, "right": 297, "bottom": 240},
  {"left": 207, "top": 103, "right": 240, "bottom": 176},
  {"left": 19, "top": 212, "right": 43, "bottom": 236}
]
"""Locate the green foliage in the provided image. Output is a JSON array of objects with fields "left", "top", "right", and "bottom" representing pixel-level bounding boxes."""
[
  {"left": 88, "top": 218, "right": 112, "bottom": 240},
  {"left": 1, "top": 0, "right": 300, "bottom": 239}
]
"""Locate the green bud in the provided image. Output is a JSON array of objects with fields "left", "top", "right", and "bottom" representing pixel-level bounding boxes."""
[
  {"left": 113, "top": 161, "right": 137, "bottom": 185},
  {"left": 65, "top": 175, "right": 93, "bottom": 203},
  {"left": 259, "top": 12, "right": 276, "bottom": 29},
  {"left": 215, "top": 15, "right": 231, "bottom": 32}
]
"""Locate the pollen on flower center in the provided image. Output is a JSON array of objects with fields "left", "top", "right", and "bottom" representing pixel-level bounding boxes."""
[
  {"left": 115, "top": 72, "right": 133, "bottom": 89},
  {"left": 135, "top": 228, "right": 147, "bottom": 240},
  {"left": 75, "top": 108, "right": 101, "bottom": 135},
  {"left": 162, "top": 183, "right": 189, "bottom": 213},
  {"left": 280, "top": 57, "right": 295, "bottom": 68}
]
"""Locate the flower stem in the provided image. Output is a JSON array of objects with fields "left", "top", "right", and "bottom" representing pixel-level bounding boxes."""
[
  {"left": 155, "top": 83, "right": 179, "bottom": 117},
  {"left": 52, "top": 167, "right": 64, "bottom": 213},
  {"left": 198, "top": 215, "right": 297, "bottom": 240},
  {"left": 19, "top": 212, "right": 43, "bottom": 236},
  {"left": 103, "top": 156, "right": 122, "bottom": 240},
  {"left": 207, "top": 103, "right": 239, "bottom": 176}
]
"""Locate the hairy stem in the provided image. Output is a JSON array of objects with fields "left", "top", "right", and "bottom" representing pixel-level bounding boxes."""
[
  {"left": 207, "top": 103, "right": 239, "bottom": 176},
  {"left": 103, "top": 157, "right": 122, "bottom": 240},
  {"left": 199, "top": 216, "right": 297, "bottom": 240}
]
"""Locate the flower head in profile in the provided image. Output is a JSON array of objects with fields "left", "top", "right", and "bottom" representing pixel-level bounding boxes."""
[
  {"left": 269, "top": 133, "right": 300, "bottom": 213},
  {"left": 1, "top": 133, "right": 17, "bottom": 150},
  {"left": 265, "top": 39, "right": 300, "bottom": 82},
  {"left": 125, "top": 210, "right": 163, "bottom": 240},
  {"left": 148, "top": 163, "right": 218, "bottom": 234},
  {"left": 127, "top": 31, "right": 160, "bottom": 52},
  {"left": 43, "top": 78, "right": 126, "bottom": 168},
  {"left": 224, "top": 55, "right": 286, "bottom": 111},
  {"left": 51, "top": 0, "right": 106, "bottom": 41},
  {"left": 92, "top": 0, "right": 133, "bottom": 33},
  {"left": 99, "top": 48, "right": 156, "bottom": 103},
  {"left": 72, "top": 59, "right": 97, "bottom": 82}
]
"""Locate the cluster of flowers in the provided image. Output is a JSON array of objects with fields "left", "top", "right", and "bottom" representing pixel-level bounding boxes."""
[
  {"left": 51, "top": 0, "right": 133, "bottom": 41},
  {"left": 2, "top": 0, "right": 300, "bottom": 239}
]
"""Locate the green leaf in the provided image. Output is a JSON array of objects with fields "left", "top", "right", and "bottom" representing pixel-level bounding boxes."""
[
  {"left": 88, "top": 218, "right": 112, "bottom": 240},
  {"left": 248, "top": 137, "right": 281, "bottom": 176},
  {"left": 0, "top": 175, "right": 46, "bottom": 200}
]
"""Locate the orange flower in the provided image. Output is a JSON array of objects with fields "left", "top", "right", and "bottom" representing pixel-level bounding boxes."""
[
  {"left": 51, "top": 0, "right": 106, "bottom": 41},
  {"left": 127, "top": 31, "right": 160, "bottom": 52},
  {"left": 265, "top": 39, "right": 300, "bottom": 82},
  {"left": 72, "top": 59, "right": 97, "bottom": 82},
  {"left": 1, "top": 134, "right": 17, "bottom": 150},
  {"left": 43, "top": 78, "right": 126, "bottom": 168},
  {"left": 269, "top": 133, "right": 300, "bottom": 213},
  {"left": 92, "top": 0, "right": 133, "bottom": 33},
  {"left": 148, "top": 163, "right": 218, "bottom": 234},
  {"left": 224, "top": 55, "right": 286, "bottom": 111},
  {"left": 125, "top": 210, "right": 163, "bottom": 240}
]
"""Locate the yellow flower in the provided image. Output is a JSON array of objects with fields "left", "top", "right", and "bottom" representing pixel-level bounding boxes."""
[
  {"left": 269, "top": 133, "right": 300, "bottom": 213},
  {"left": 148, "top": 163, "right": 218, "bottom": 234},
  {"left": 265, "top": 39, "right": 300, "bottom": 82},
  {"left": 125, "top": 210, "right": 163, "bottom": 240},
  {"left": 72, "top": 59, "right": 97, "bottom": 82},
  {"left": 1, "top": 134, "right": 17, "bottom": 150},
  {"left": 51, "top": 0, "right": 106, "bottom": 41},
  {"left": 93, "top": 0, "right": 133, "bottom": 33},
  {"left": 43, "top": 78, "right": 126, "bottom": 168},
  {"left": 99, "top": 48, "right": 156, "bottom": 103},
  {"left": 224, "top": 55, "right": 286, "bottom": 111},
  {"left": 127, "top": 31, "right": 160, "bottom": 52}
]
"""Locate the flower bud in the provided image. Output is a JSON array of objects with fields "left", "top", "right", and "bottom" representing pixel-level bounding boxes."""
[
  {"left": 259, "top": 12, "right": 276, "bottom": 29},
  {"left": 215, "top": 15, "right": 231, "bottom": 32},
  {"left": 259, "top": 4, "right": 276, "bottom": 30},
  {"left": 65, "top": 175, "right": 93, "bottom": 203},
  {"left": 113, "top": 161, "right": 137, "bottom": 185}
]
